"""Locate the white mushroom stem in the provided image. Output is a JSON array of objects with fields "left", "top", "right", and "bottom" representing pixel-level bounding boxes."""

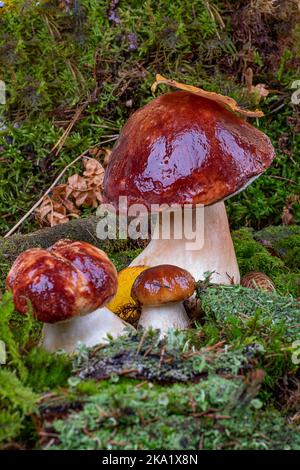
[
  {"left": 130, "top": 201, "right": 240, "bottom": 284},
  {"left": 40, "top": 306, "right": 130, "bottom": 353},
  {"left": 138, "top": 302, "right": 190, "bottom": 335}
]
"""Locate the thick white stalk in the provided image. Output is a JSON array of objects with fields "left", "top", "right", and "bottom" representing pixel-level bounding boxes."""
[
  {"left": 40, "top": 306, "right": 129, "bottom": 353},
  {"left": 138, "top": 302, "right": 190, "bottom": 335},
  {"left": 130, "top": 201, "right": 240, "bottom": 284}
]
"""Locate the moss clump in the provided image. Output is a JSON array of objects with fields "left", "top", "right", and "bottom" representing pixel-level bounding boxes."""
[
  {"left": 25, "top": 348, "right": 72, "bottom": 392},
  {"left": 0, "top": 369, "right": 37, "bottom": 444},
  {"left": 233, "top": 227, "right": 300, "bottom": 297},
  {"left": 254, "top": 225, "right": 300, "bottom": 271},
  {"left": 199, "top": 284, "right": 300, "bottom": 341},
  {"left": 72, "top": 329, "right": 256, "bottom": 384},
  {"left": 0, "top": 292, "right": 31, "bottom": 379},
  {"left": 233, "top": 228, "right": 285, "bottom": 276},
  {"left": 42, "top": 379, "right": 299, "bottom": 450},
  {"left": 108, "top": 247, "right": 143, "bottom": 272},
  {"left": 197, "top": 283, "right": 300, "bottom": 388},
  {"left": 0, "top": 292, "right": 72, "bottom": 393}
]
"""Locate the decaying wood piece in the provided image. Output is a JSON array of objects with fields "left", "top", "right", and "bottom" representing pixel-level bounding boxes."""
[{"left": 0, "top": 216, "right": 111, "bottom": 266}]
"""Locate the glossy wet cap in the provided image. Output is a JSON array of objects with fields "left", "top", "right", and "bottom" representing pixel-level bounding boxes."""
[
  {"left": 5, "top": 239, "right": 118, "bottom": 323},
  {"left": 131, "top": 264, "right": 196, "bottom": 306},
  {"left": 104, "top": 91, "right": 275, "bottom": 210}
]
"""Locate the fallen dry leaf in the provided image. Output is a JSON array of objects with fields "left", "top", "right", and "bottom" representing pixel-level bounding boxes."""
[
  {"left": 282, "top": 195, "right": 300, "bottom": 225},
  {"left": 151, "top": 74, "right": 264, "bottom": 118},
  {"left": 35, "top": 157, "right": 107, "bottom": 227},
  {"left": 36, "top": 196, "right": 71, "bottom": 227}
]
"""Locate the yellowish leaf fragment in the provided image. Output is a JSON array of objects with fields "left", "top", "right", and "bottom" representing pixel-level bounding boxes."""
[{"left": 151, "top": 74, "right": 264, "bottom": 118}]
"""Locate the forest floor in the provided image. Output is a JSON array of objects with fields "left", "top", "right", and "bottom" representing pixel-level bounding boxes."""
[{"left": 0, "top": 0, "right": 299, "bottom": 450}]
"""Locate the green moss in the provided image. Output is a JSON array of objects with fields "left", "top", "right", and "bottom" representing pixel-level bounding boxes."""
[
  {"left": 0, "top": 369, "right": 37, "bottom": 443},
  {"left": 233, "top": 227, "right": 300, "bottom": 297},
  {"left": 108, "top": 247, "right": 143, "bottom": 271},
  {"left": 199, "top": 284, "right": 300, "bottom": 340},
  {"left": 272, "top": 272, "right": 300, "bottom": 297},
  {"left": 25, "top": 348, "right": 72, "bottom": 392},
  {"left": 72, "top": 329, "right": 255, "bottom": 384},
  {"left": 255, "top": 225, "right": 300, "bottom": 271},
  {"left": 0, "top": 292, "right": 28, "bottom": 379},
  {"left": 0, "top": 292, "right": 72, "bottom": 392},
  {"left": 0, "top": 0, "right": 299, "bottom": 234},
  {"left": 197, "top": 284, "right": 300, "bottom": 386},
  {"left": 43, "top": 379, "right": 299, "bottom": 450},
  {"left": 0, "top": 0, "right": 299, "bottom": 450},
  {"left": 233, "top": 228, "right": 285, "bottom": 276}
]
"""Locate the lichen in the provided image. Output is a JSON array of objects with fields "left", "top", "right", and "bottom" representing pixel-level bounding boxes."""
[{"left": 41, "top": 379, "right": 299, "bottom": 450}]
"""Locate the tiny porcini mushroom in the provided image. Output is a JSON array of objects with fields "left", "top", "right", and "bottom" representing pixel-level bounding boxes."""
[
  {"left": 241, "top": 271, "right": 276, "bottom": 292},
  {"left": 6, "top": 239, "right": 129, "bottom": 353},
  {"left": 131, "top": 264, "right": 196, "bottom": 333},
  {"left": 104, "top": 89, "right": 275, "bottom": 285}
]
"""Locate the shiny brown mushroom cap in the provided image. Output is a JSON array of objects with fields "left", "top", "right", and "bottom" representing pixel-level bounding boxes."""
[
  {"left": 104, "top": 91, "right": 275, "bottom": 210},
  {"left": 131, "top": 264, "right": 196, "bottom": 306},
  {"left": 5, "top": 239, "right": 118, "bottom": 324}
]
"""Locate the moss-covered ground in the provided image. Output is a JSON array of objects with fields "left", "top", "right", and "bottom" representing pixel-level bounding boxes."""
[
  {"left": 0, "top": 0, "right": 299, "bottom": 450},
  {"left": 0, "top": 239, "right": 299, "bottom": 449}
]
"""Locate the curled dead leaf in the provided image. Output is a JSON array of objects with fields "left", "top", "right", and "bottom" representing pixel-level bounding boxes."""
[
  {"left": 151, "top": 74, "right": 264, "bottom": 118},
  {"left": 83, "top": 158, "right": 105, "bottom": 177},
  {"left": 35, "top": 157, "right": 107, "bottom": 227}
]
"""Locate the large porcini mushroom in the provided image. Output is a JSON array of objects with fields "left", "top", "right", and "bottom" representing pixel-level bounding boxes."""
[
  {"left": 131, "top": 264, "right": 195, "bottom": 333},
  {"left": 104, "top": 89, "right": 275, "bottom": 284},
  {"left": 6, "top": 239, "right": 129, "bottom": 353}
]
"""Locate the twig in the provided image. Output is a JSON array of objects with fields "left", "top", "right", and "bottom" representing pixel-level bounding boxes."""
[
  {"left": 51, "top": 102, "right": 88, "bottom": 157},
  {"left": 158, "top": 346, "right": 166, "bottom": 368},
  {"left": 4, "top": 150, "right": 88, "bottom": 238},
  {"left": 204, "top": 340, "right": 226, "bottom": 352},
  {"left": 199, "top": 433, "right": 204, "bottom": 450},
  {"left": 267, "top": 175, "right": 297, "bottom": 185},
  {"left": 136, "top": 329, "right": 148, "bottom": 356}
]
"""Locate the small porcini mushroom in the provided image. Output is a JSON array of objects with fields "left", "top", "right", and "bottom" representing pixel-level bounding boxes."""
[
  {"left": 131, "top": 264, "right": 195, "bottom": 333},
  {"left": 6, "top": 239, "right": 129, "bottom": 353},
  {"left": 241, "top": 271, "right": 276, "bottom": 292},
  {"left": 104, "top": 90, "right": 275, "bottom": 284}
]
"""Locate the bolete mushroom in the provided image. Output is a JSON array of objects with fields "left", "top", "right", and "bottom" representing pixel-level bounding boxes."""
[
  {"left": 104, "top": 91, "right": 275, "bottom": 284},
  {"left": 6, "top": 239, "right": 129, "bottom": 353},
  {"left": 131, "top": 264, "right": 195, "bottom": 333}
]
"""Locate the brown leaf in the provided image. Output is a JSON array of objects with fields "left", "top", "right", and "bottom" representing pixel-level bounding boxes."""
[
  {"left": 67, "top": 174, "right": 87, "bottom": 192},
  {"left": 282, "top": 207, "right": 294, "bottom": 225},
  {"left": 151, "top": 74, "right": 264, "bottom": 118},
  {"left": 74, "top": 192, "right": 88, "bottom": 207},
  {"left": 83, "top": 158, "right": 105, "bottom": 177}
]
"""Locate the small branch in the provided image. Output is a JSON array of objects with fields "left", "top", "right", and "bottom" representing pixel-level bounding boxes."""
[
  {"left": 50, "top": 102, "right": 88, "bottom": 157},
  {"left": 267, "top": 175, "right": 297, "bottom": 185}
]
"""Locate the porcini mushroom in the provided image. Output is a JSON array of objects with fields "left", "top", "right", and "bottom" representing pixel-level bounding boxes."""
[
  {"left": 131, "top": 264, "right": 195, "bottom": 333},
  {"left": 104, "top": 91, "right": 275, "bottom": 284},
  {"left": 6, "top": 239, "right": 129, "bottom": 353}
]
